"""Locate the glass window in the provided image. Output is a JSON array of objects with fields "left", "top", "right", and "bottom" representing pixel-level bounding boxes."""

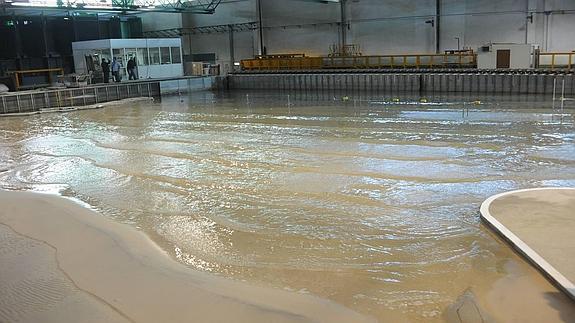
[
  {"left": 137, "top": 48, "right": 149, "bottom": 65},
  {"left": 112, "top": 48, "right": 125, "bottom": 73},
  {"left": 171, "top": 47, "right": 181, "bottom": 64},
  {"left": 160, "top": 47, "right": 171, "bottom": 64},
  {"left": 149, "top": 47, "right": 160, "bottom": 65},
  {"left": 94, "top": 49, "right": 111, "bottom": 65},
  {"left": 112, "top": 48, "right": 122, "bottom": 60},
  {"left": 124, "top": 48, "right": 137, "bottom": 65}
]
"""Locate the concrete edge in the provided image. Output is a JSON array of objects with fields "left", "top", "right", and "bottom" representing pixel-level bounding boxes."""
[{"left": 480, "top": 187, "right": 575, "bottom": 301}]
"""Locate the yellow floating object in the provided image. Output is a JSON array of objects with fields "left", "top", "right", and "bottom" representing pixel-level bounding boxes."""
[
  {"left": 342, "top": 96, "right": 350, "bottom": 101},
  {"left": 472, "top": 100, "right": 481, "bottom": 105},
  {"left": 419, "top": 98, "right": 428, "bottom": 103},
  {"left": 392, "top": 98, "right": 400, "bottom": 102}
]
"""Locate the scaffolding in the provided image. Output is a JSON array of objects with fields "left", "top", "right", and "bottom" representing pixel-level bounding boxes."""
[{"left": 142, "top": 22, "right": 258, "bottom": 38}]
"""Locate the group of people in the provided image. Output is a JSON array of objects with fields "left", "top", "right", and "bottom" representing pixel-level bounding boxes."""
[{"left": 101, "top": 57, "right": 138, "bottom": 83}]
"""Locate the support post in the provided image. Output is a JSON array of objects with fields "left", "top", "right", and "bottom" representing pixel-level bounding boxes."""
[
  {"left": 340, "top": 0, "right": 347, "bottom": 48},
  {"left": 30, "top": 93, "right": 35, "bottom": 111},
  {"left": 435, "top": 0, "right": 441, "bottom": 53},
  {"left": 13, "top": 14, "right": 23, "bottom": 71},
  {"left": 560, "top": 79, "right": 565, "bottom": 113},
  {"left": 41, "top": 14, "right": 50, "bottom": 71},
  {"left": 524, "top": 0, "right": 529, "bottom": 44},
  {"left": 552, "top": 78, "right": 556, "bottom": 110},
  {"left": 256, "top": 0, "right": 264, "bottom": 55},
  {"left": 229, "top": 24, "right": 235, "bottom": 72}
]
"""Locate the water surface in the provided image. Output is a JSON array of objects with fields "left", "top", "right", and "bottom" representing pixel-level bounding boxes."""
[{"left": 1, "top": 91, "right": 574, "bottom": 321}]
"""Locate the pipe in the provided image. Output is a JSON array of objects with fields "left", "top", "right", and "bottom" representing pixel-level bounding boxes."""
[
  {"left": 340, "top": 0, "right": 347, "bottom": 47},
  {"left": 257, "top": 0, "right": 264, "bottom": 55},
  {"left": 229, "top": 24, "right": 235, "bottom": 72},
  {"left": 435, "top": 0, "right": 440, "bottom": 53}
]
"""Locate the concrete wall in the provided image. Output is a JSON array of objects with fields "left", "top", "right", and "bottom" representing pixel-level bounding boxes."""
[{"left": 139, "top": 0, "right": 575, "bottom": 74}]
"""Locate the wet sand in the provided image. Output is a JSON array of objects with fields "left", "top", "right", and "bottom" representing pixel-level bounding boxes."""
[
  {"left": 0, "top": 190, "right": 375, "bottom": 323},
  {"left": 482, "top": 188, "right": 575, "bottom": 300}
]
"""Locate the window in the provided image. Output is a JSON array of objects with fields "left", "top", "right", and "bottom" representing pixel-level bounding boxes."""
[
  {"left": 112, "top": 48, "right": 125, "bottom": 71},
  {"left": 137, "top": 48, "right": 149, "bottom": 66},
  {"left": 124, "top": 48, "right": 137, "bottom": 65},
  {"left": 171, "top": 47, "right": 181, "bottom": 64},
  {"left": 149, "top": 47, "right": 160, "bottom": 65},
  {"left": 95, "top": 49, "right": 111, "bottom": 63},
  {"left": 112, "top": 48, "right": 123, "bottom": 61},
  {"left": 191, "top": 53, "right": 216, "bottom": 64},
  {"left": 160, "top": 47, "right": 171, "bottom": 64}
]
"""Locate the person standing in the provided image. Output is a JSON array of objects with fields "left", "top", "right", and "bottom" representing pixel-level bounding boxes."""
[
  {"left": 111, "top": 57, "right": 121, "bottom": 82},
  {"left": 101, "top": 58, "right": 110, "bottom": 83},
  {"left": 127, "top": 57, "right": 137, "bottom": 80}
]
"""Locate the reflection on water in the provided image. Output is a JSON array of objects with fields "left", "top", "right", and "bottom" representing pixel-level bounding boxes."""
[{"left": 1, "top": 91, "right": 574, "bottom": 321}]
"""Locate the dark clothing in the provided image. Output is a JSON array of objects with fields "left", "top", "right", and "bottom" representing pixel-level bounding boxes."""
[
  {"left": 113, "top": 71, "right": 121, "bottom": 83},
  {"left": 101, "top": 61, "right": 110, "bottom": 83},
  {"left": 128, "top": 68, "right": 137, "bottom": 80},
  {"left": 127, "top": 59, "right": 137, "bottom": 80},
  {"left": 127, "top": 59, "right": 135, "bottom": 70}
]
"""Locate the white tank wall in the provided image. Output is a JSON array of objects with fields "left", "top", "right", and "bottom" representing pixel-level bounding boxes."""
[{"left": 140, "top": 0, "right": 575, "bottom": 73}]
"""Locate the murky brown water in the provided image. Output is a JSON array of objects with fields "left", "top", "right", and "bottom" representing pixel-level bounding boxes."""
[{"left": 1, "top": 91, "right": 574, "bottom": 321}]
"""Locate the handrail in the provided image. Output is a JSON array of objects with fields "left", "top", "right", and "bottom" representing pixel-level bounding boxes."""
[
  {"left": 538, "top": 52, "right": 574, "bottom": 70},
  {"left": 241, "top": 53, "right": 476, "bottom": 71},
  {"left": 241, "top": 51, "right": 575, "bottom": 71}
]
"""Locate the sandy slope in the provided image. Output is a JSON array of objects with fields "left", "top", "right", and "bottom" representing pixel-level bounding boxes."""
[{"left": 0, "top": 190, "right": 375, "bottom": 323}]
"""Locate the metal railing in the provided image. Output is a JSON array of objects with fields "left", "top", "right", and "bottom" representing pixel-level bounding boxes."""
[
  {"left": 241, "top": 52, "right": 575, "bottom": 72},
  {"left": 0, "top": 81, "right": 160, "bottom": 115},
  {"left": 241, "top": 56, "right": 323, "bottom": 70},
  {"left": 538, "top": 52, "right": 575, "bottom": 70},
  {"left": 322, "top": 53, "right": 476, "bottom": 69},
  {"left": 241, "top": 53, "right": 476, "bottom": 71}
]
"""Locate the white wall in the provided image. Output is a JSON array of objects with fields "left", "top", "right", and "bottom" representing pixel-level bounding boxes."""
[
  {"left": 261, "top": 0, "right": 340, "bottom": 56},
  {"left": 348, "top": 0, "right": 436, "bottom": 55},
  {"left": 527, "top": 0, "right": 575, "bottom": 51},
  {"left": 138, "top": 0, "right": 575, "bottom": 74},
  {"left": 477, "top": 44, "right": 533, "bottom": 69}
]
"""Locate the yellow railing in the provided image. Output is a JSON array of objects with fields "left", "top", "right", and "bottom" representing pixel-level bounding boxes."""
[
  {"left": 241, "top": 56, "right": 323, "bottom": 70},
  {"left": 538, "top": 52, "right": 575, "bottom": 70},
  {"left": 241, "top": 53, "right": 476, "bottom": 71},
  {"left": 323, "top": 53, "right": 476, "bottom": 69}
]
